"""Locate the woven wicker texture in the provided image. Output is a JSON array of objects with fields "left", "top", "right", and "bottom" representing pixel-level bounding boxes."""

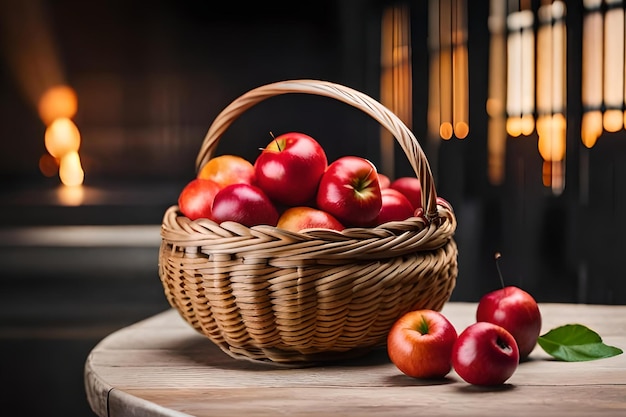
[{"left": 159, "top": 79, "right": 458, "bottom": 365}]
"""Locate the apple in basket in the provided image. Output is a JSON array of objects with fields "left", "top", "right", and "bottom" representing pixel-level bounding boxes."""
[
  {"left": 387, "top": 309, "right": 458, "bottom": 379},
  {"left": 197, "top": 154, "right": 256, "bottom": 189},
  {"left": 254, "top": 132, "right": 328, "bottom": 206},
  {"left": 211, "top": 183, "right": 279, "bottom": 227},
  {"left": 177, "top": 178, "right": 221, "bottom": 221},
  {"left": 389, "top": 176, "right": 422, "bottom": 211},
  {"left": 277, "top": 206, "right": 345, "bottom": 233},
  {"left": 370, "top": 187, "right": 415, "bottom": 226},
  {"left": 316, "top": 156, "right": 383, "bottom": 227},
  {"left": 451, "top": 321, "right": 520, "bottom": 385},
  {"left": 378, "top": 173, "right": 391, "bottom": 189}
]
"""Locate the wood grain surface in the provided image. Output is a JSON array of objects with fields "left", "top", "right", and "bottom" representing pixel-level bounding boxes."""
[{"left": 84, "top": 302, "right": 626, "bottom": 417}]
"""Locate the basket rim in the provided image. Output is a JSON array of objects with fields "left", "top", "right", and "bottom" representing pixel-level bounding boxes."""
[{"left": 194, "top": 79, "right": 441, "bottom": 221}]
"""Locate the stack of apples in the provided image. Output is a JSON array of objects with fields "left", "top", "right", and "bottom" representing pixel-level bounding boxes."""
[
  {"left": 177, "top": 132, "right": 437, "bottom": 232},
  {"left": 387, "top": 267, "right": 542, "bottom": 386}
]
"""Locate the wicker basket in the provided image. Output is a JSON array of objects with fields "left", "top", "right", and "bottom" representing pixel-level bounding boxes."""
[{"left": 158, "top": 79, "right": 458, "bottom": 365}]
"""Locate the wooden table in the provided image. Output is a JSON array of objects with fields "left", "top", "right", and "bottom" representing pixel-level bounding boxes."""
[{"left": 84, "top": 302, "right": 626, "bottom": 417}]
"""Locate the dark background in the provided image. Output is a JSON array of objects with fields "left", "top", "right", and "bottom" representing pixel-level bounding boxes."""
[{"left": 1, "top": 0, "right": 624, "bottom": 415}]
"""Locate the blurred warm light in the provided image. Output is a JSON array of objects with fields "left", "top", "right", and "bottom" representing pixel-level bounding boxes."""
[
  {"left": 582, "top": 110, "right": 603, "bottom": 148},
  {"left": 0, "top": 0, "right": 65, "bottom": 112},
  {"left": 428, "top": 0, "right": 441, "bottom": 143},
  {"left": 603, "top": 109, "right": 623, "bottom": 132},
  {"left": 486, "top": 98, "right": 503, "bottom": 117},
  {"left": 44, "top": 117, "right": 81, "bottom": 158},
  {"left": 542, "top": 160, "right": 564, "bottom": 190},
  {"left": 487, "top": 0, "right": 507, "bottom": 185},
  {"left": 506, "top": 9, "right": 535, "bottom": 137},
  {"left": 57, "top": 184, "right": 85, "bottom": 206},
  {"left": 428, "top": 0, "right": 469, "bottom": 141},
  {"left": 534, "top": 1, "right": 566, "bottom": 194},
  {"left": 440, "top": 122, "right": 454, "bottom": 140},
  {"left": 536, "top": 2, "right": 567, "bottom": 119},
  {"left": 506, "top": 116, "right": 523, "bottom": 137},
  {"left": 537, "top": 114, "right": 566, "bottom": 162},
  {"left": 38, "top": 85, "right": 77, "bottom": 126},
  {"left": 582, "top": 0, "right": 626, "bottom": 146},
  {"left": 453, "top": 34, "right": 469, "bottom": 139},
  {"left": 454, "top": 122, "right": 469, "bottom": 139},
  {"left": 59, "top": 151, "right": 84, "bottom": 186},
  {"left": 38, "top": 153, "right": 59, "bottom": 177},
  {"left": 521, "top": 114, "right": 535, "bottom": 135},
  {"left": 582, "top": 5, "right": 603, "bottom": 108},
  {"left": 603, "top": 2, "right": 624, "bottom": 130},
  {"left": 380, "top": 2, "right": 412, "bottom": 176},
  {"left": 0, "top": 1, "right": 86, "bottom": 187}
]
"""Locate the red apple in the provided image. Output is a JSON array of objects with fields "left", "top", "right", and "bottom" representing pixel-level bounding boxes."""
[
  {"left": 254, "top": 132, "right": 327, "bottom": 206},
  {"left": 197, "top": 154, "right": 256, "bottom": 189},
  {"left": 476, "top": 286, "right": 542, "bottom": 360},
  {"left": 451, "top": 321, "right": 520, "bottom": 386},
  {"left": 371, "top": 188, "right": 415, "bottom": 226},
  {"left": 389, "top": 176, "right": 422, "bottom": 211},
  {"left": 211, "top": 183, "right": 279, "bottom": 227},
  {"left": 387, "top": 309, "right": 458, "bottom": 379},
  {"left": 277, "top": 206, "right": 344, "bottom": 233},
  {"left": 378, "top": 173, "right": 391, "bottom": 189},
  {"left": 177, "top": 178, "right": 221, "bottom": 221},
  {"left": 316, "top": 156, "right": 382, "bottom": 227},
  {"left": 436, "top": 196, "right": 453, "bottom": 212}
]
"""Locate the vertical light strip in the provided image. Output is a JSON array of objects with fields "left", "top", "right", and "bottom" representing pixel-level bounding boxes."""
[
  {"left": 552, "top": 1, "right": 567, "bottom": 193},
  {"left": 536, "top": 1, "right": 567, "bottom": 194},
  {"left": 520, "top": 10, "right": 536, "bottom": 136},
  {"left": 487, "top": 0, "right": 507, "bottom": 184},
  {"left": 506, "top": 9, "right": 535, "bottom": 137},
  {"left": 452, "top": 0, "right": 469, "bottom": 139},
  {"left": 581, "top": 0, "right": 604, "bottom": 148},
  {"left": 623, "top": 1, "right": 626, "bottom": 129},
  {"left": 431, "top": 0, "right": 469, "bottom": 141},
  {"left": 623, "top": 2, "right": 626, "bottom": 129},
  {"left": 439, "top": 0, "right": 454, "bottom": 139},
  {"left": 603, "top": 0, "right": 625, "bottom": 132},
  {"left": 380, "top": 3, "right": 412, "bottom": 177},
  {"left": 427, "top": 0, "right": 441, "bottom": 142},
  {"left": 380, "top": 7, "right": 394, "bottom": 177}
]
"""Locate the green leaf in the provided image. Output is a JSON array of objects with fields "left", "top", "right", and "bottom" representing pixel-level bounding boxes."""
[{"left": 537, "top": 324, "right": 623, "bottom": 362}]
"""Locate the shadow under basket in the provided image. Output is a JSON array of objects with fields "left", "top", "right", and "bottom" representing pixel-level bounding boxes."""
[{"left": 158, "top": 79, "right": 458, "bottom": 366}]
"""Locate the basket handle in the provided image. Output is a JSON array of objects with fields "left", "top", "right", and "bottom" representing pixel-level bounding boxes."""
[{"left": 195, "top": 79, "right": 440, "bottom": 220}]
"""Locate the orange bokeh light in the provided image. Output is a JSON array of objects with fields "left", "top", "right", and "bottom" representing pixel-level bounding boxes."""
[
  {"left": 44, "top": 117, "right": 80, "bottom": 158},
  {"left": 38, "top": 85, "right": 78, "bottom": 126},
  {"left": 38, "top": 153, "right": 59, "bottom": 177},
  {"left": 58, "top": 151, "right": 84, "bottom": 186}
]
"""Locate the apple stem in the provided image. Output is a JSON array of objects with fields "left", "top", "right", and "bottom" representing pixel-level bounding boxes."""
[
  {"left": 269, "top": 131, "right": 282, "bottom": 151},
  {"left": 495, "top": 252, "right": 505, "bottom": 288}
]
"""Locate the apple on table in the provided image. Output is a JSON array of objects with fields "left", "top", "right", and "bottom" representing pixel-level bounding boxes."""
[
  {"left": 451, "top": 321, "right": 520, "bottom": 386},
  {"left": 387, "top": 309, "right": 458, "bottom": 379},
  {"left": 476, "top": 286, "right": 542, "bottom": 360},
  {"left": 476, "top": 253, "right": 542, "bottom": 360}
]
